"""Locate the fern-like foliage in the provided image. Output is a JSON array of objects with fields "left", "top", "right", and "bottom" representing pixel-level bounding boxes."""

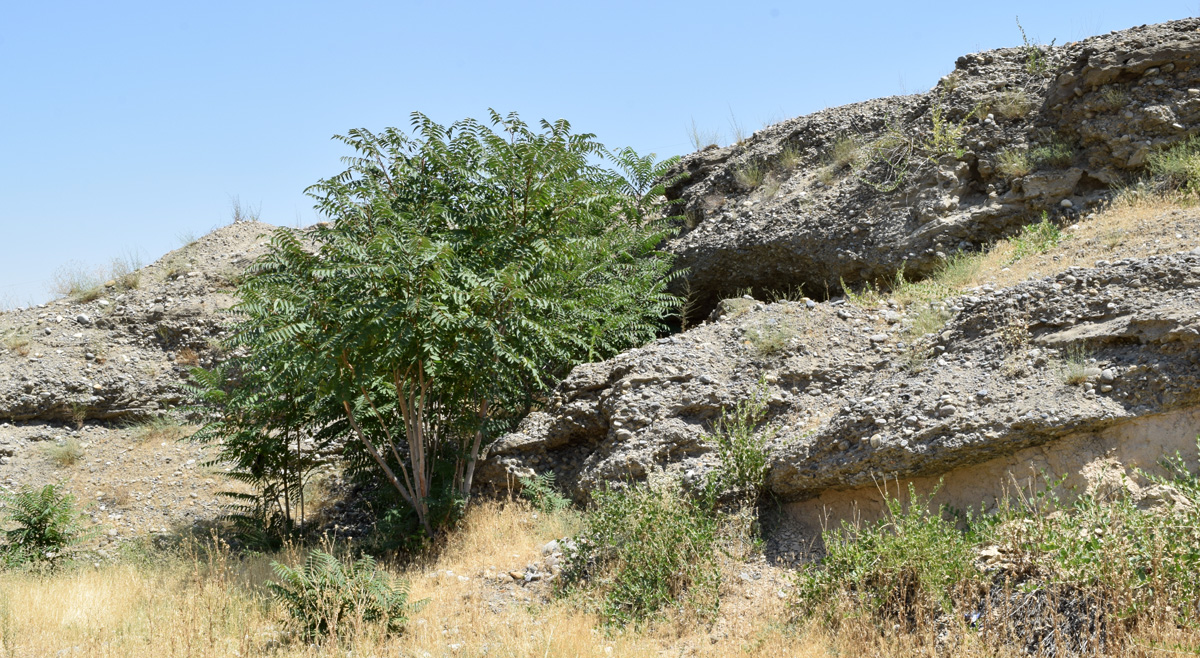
[
  {"left": 191, "top": 110, "right": 682, "bottom": 539},
  {"left": 0, "top": 483, "right": 90, "bottom": 566},
  {"left": 518, "top": 471, "right": 571, "bottom": 513},
  {"left": 268, "top": 550, "right": 423, "bottom": 640}
]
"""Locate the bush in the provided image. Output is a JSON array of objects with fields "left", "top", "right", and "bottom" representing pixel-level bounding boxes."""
[
  {"left": 703, "top": 383, "right": 773, "bottom": 500},
  {"left": 269, "top": 550, "right": 422, "bottom": 640},
  {"left": 996, "top": 148, "right": 1032, "bottom": 178},
  {"left": 0, "top": 483, "right": 89, "bottom": 566},
  {"left": 1148, "top": 135, "right": 1200, "bottom": 195},
  {"left": 561, "top": 483, "right": 720, "bottom": 626},
  {"left": 792, "top": 482, "right": 980, "bottom": 629},
  {"left": 1005, "top": 213, "right": 1063, "bottom": 265},
  {"left": 734, "top": 162, "right": 765, "bottom": 189}
]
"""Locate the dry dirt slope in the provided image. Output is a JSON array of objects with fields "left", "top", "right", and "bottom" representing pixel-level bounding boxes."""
[{"left": 0, "top": 220, "right": 281, "bottom": 548}]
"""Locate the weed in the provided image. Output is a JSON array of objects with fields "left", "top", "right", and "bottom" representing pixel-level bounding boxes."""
[
  {"left": 0, "top": 483, "right": 90, "bottom": 566},
  {"left": 1030, "top": 138, "right": 1074, "bottom": 168},
  {"left": 734, "top": 162, "right": 765, "bottom": 190},
  {"left": 109, "top": 249, "right": 143, "bottom": 290},
  {"left": 1016, "top": 17, "right": 1056, "bottom": 76},
  {"left": 518, "top": 471, "right": 572, "bottom": 513},
  {"left": 1148, "top": 135, "right": 1200, "bottom": 195},
  {"left": 859, "top": 120, "right": 915, "bottom": 192},
  {"left": 1097, "top": 85, "right": 1129, "bottom": 109},
  {"left": 744, "top": 318, "right": 799, "bottom": 355},
  {"left": 1057, "top": 344, "right": 1092, "bottom": 385},
  {"left": 229, "top": 195, "right": 260, "bottom": 224},
  {"left": 561, "top": 481, "right": 720, "bottom": 626},
  {"left": 50, "top": 262, "right": 104, "bottom": 302},
  {"left": 728, "top": 108, "right": 749, "bottom": 145},
  {"left": 1, "top": 328, "right": 30, "bottom": 357},
  {"left": 996, "top": 148, "right": 1032, "bottom": 178},
  {"left": 67, "top": 402, "right": 88, "bottom": 429},
  {"left": 829, "top": 135, "right": 861, "bottom": 170},
  {"left": 841, "top": 253, "right": 984, "bottom": 309},
  {"left": 994, "top": 89, "right": 1035, "bottom": 119},
  {"left": 777, "top": 145, "right": 802, "bottom": 169},
  {"left": 792, "top": 481, "right": 981, "bottom": 628},
  {"left": 176, "top": 347, "right": 200, "bottom": 366},
  {"left": 269, "top": 549, "right": 422, "bottom": 640},
  {"left": 43, "top": 437, "right": 84, "bottom": 467},
  {"left": 129, "top": 414, "right": 191, "bottom": 443},
  {"left": 703, "top": 381, "right": 774, "bottom": 500},
  {"left": 925, "top": 92, "right": 969, "bottom": 157},
  {"left": 1005, "top": 213, "right": 1063, "bottom": 265},
  {"left": 686, "top": 118, "right": 721, "bottom": 150}
]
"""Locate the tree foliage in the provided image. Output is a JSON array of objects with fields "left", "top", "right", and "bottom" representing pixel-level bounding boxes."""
[{"left": 193, "top": 111, "right": 682, "bottom": 538}]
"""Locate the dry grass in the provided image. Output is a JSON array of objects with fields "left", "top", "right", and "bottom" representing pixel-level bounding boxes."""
[
  {"left": 0, "top": 501, "right": 826, "bottom": 657},
  {"left": 128, "top": 415, "right": 195, "bottom": 444},
  {"left": 1, "top": 328, "right": 31, "bottom": 356},
  {"left": 964, "top": 192, "right": 1200, "bottom": 289}
]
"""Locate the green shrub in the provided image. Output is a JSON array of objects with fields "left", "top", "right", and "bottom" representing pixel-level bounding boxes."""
[
  {"left": 0, "top": 483, "right": 90, "bottom": 566},
  {"left": 1006, "top": 213, "right": 1063, "bottom": 264},
  {"left": 792, "top": 482, "right": 980, "bottom": 628},
  {"left": 518, "top": 471, "right": 571, "bottom": 513},
  {"left": 994, "top": 89, "right": 1035, "bottom": 119},
  {"left": 269, "top": 550, "right": 422, "bottom": 640},
  {"left": 829, "top": 135, "right": 861, "bottom": 170},
  {"left": 1148, "top": 136, "right": 1200, "bottom": 195},
  {"left": 703, "top": 383, "right": 773, "bottom": 500},
  {"left": 996, "top": 149, "right": 1032, "bottom": 178},
  {"left": 562, "top": 482, "right": 720, "bottom": 626},
  {"left": 1030, "top": 139, "right": 1074, "bottom": 168}
]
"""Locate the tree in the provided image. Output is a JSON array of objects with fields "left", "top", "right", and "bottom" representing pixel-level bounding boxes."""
[{"left": 196, "top": 111, "right": 682, "bottom": 538}]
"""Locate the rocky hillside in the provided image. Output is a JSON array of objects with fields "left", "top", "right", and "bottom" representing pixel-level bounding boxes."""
[
  {"left": 664, "top": 18, "right": 1200, "bottom": 317},
  {"left": 481, "top": 18, "right": 1200, "bottom": 554},
  {"left": 0, "top": 221, "right": 280, "bottom": 545}
]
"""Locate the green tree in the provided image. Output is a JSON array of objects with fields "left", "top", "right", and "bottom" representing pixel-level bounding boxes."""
[
  {"left": 0, "top": 483, "right": 89, "bottom": 566},
  {"left": 196, "top": 111, "right": 681, "bottom": 538}
]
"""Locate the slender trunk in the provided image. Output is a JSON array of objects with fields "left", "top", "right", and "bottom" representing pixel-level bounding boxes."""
[{"left": 461, "top": 398, "right": 489, "bottom": 498}]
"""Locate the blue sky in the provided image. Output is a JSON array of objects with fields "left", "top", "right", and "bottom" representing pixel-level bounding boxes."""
[{"left": 1, "top": 1, "right": 1195, "bottom": 307}]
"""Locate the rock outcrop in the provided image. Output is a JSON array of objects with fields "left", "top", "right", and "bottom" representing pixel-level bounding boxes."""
[
  {"left": 0, "top": 221, "right": 278, "bottom": 424},
  {"left": 479, "top": 249, "right": 1200, "bottom": 507},
  {"left": 665, "top": 18, "right": 1200, "bottom": 317}
]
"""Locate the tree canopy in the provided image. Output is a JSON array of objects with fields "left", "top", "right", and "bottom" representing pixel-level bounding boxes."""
[{"left": 192, "top": 111, "right": 683, "bottom": 538}]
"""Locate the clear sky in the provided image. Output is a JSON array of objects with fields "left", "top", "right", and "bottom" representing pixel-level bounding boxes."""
[{"left": 1, "top": 1, "right": 1195, "bottom": 307}]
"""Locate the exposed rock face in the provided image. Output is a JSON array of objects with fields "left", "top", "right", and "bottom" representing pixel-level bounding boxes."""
[
  {"left": 478, "top": 251, "right": 1200, "bottom": 504},
  {"left": 0, "top": 222, "right": 278, "bottom": 424},
  {"left": 665, "top": 18, "right": 1200, "bottom": 317}
]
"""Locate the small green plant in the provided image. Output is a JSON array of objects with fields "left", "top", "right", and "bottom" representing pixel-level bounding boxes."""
[
  {"left": 1148, "top": 135, "right": 1200, "bottom": 195},
  {"left": 925, "top": 92, "right": 969, "bottom": 157},
  {"left": 860, "top": 120, "right": 915, "bottom": 193},
  {"left": 561, "top": 482, "right": 720, "bottom": 626},
  {"left": 43, "top": 437, "right": 84, "bottom": 467},
  {"left": 996, "top": 148, "right": 1032, "bottom": 178},
  {"left": 1030, "top": 138, "right": 1074, "bottom": 168},
  {"left": 733, "top": 162, "right": 765, "bottom": 189},
  {"left": 841, "top": 252, "right": 983, "bottom": 310},
  {"left": 1057, "top": 344, "right": 1092, "bottom": 385},
  {"left": 269, "top": 550, "right": 421, "bottom": 640},
  {"left": 703, "top": 382, "right": 774, "bottom": 500},
  {"left": 1006, "top": 213, "right": 1063, "bottom": 264},
  {"left": 792, "top": 482, "right": 980, "bottom": 628},
  {"left": 758, "top": 175, "right": 782, "bottom": 199},
  {"left": 0, "top": 483, "right": 90, "bottom": 566},
  {"left": 1016, "top": 17, "right": 1056, "bottom": 76},
  {"left": 686, "top": 118, "right": 721, "bottom": 150},
  {"left": 109, "top": 249, "right": 143, "bottom": 290},
  {"left": 518, "top": 471, "right": 571, "bottom": 513}
]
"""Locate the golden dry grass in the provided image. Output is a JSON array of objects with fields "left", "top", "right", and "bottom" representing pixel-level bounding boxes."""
[
  {"left": 0, "top": 501, "right": 830, "bottom": 658},
  {"left": 966, "top": 193, "right": 1200, "bottom": 289}
]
